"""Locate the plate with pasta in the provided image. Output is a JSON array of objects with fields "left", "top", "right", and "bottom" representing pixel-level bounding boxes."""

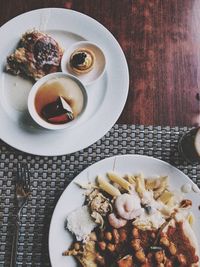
[{"left": 49, "top": 155, "right": 200, "bottom": 267}]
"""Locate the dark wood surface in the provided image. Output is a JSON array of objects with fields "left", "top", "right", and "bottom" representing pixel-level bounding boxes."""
[{"left": 1, "top": 0, "right": 200, "bottom": 126}]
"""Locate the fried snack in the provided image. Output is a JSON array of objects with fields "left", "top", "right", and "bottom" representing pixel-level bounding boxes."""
[
  {"left": 6, "top": 30, "right": 63, "bottom": 80},
  {"left": 63, "top": 241, "right": 98, "bottom": 267}
]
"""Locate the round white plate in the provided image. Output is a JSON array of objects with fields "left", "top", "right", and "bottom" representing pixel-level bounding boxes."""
[
  {"left": 0, "top": 8, "right": 129, "bottom": 156},
  {"left": 49, "top": 154, "right": 200, "bottom": 267}
]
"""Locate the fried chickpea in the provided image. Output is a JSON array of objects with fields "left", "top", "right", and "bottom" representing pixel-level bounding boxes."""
[
  {"left": 151, "top": 232, "right": 156, "bottom": 239},
  {"left": 89, "top": 232, "right": 97, "bottom": 241},
  {"left": 107, "top": 243, "right": 116, "bottom": 252},
  {"left": 141, "top": 263, "right": 151, "bottom": 267},
  {"left": 168, "top": 242, "right": 177, "bottom": 255},
  {"left": 98, "top": 241, "right": 106, "bottom": 251},
  {"left": 135, "top": 249, "right": 146, "bottom": 263},
  {"left": 105, "top": 231, "right": 112, "bottom": 241},
  {"left": 117, "top": 255, "right": 133, "bottom": 267},
  {"left": 147, "top": 252, "right": 153, "bottom": 263},
  {"left": 119, "top": 228, "right": 127, "bottom": 241},
  {"left": 165, "top": 260, "right": 173, "bottom": 267},
  {"left": 112, "top": 229, "right": 120, "bottom": 244},
  {"left": 132, "top": 227, "right": 139, "bottom": 238},
  {"left": 177, "top": 254, "right": 187, "bottom": 265},
  {"left": 131, "top": 239, "right": 141, "bottom": 251},
  {"left": 99, "top": 230, "right": 105, "bottom": 240},
  {"left": 74, "top": 243, "right": 80, "bottom": 250},
  {"left": 155, "top": 251, "right": 164, "bottom": 263},
  {"left": 96, "top": 253, "right": 105, "bottom": 266},
  {"left": 160, "top": 236, "right": 170, "bottom": 247}
]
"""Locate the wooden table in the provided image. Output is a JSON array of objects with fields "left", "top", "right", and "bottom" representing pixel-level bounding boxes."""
[{"left": 1, "top": 0, "right": 200, "bottom": 126}]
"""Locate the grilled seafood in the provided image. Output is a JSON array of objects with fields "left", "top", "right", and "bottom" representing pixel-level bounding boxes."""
[
  {"left": 115, "top": 193, "right": 142, "bottom": 220},
  {"left": 108, "top": 213, "right": 127, "bottom": 229}
]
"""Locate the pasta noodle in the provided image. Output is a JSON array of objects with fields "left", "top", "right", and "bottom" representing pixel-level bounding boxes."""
[
  {"left": 135, "top": 173, "right": 145, "bottom": 196},
  {"left": 125, "top": 174, "right": 136, "bottom": 185},
  {"left": 97, "top": 175, "right": 121, "bottom": 197},
  {"left": 107, "top": 171, "right": 131, "bottom": 191}
]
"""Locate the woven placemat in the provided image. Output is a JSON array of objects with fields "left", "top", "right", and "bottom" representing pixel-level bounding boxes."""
[{"left": 0, "top": 124, "right": 199, "bottom": 267}]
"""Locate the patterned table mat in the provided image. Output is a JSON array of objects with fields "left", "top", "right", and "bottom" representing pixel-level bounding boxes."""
[{"left": 0, "top": 124, "right": 200, "bottom": 267}]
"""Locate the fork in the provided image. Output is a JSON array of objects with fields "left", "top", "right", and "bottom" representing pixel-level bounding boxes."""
[{"left": 10, "top": 163, "right": 31, "bottom": 267}]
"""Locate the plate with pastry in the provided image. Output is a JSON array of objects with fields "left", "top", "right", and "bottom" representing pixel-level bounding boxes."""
[
  {"left": 61, "top": 41, "right": 106, "bottom": 85},
  {"left": 49, "top": 155, "right": 200, "bottom": 267},
  {"left": 0, "top": 8, "right": 129, "bottom": 156}
]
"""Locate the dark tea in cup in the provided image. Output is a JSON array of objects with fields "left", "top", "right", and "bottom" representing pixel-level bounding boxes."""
[{"left": 178, "top": 127, "right": 200, "bottom": 163}]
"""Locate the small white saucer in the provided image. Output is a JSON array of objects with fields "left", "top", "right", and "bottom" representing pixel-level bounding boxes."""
[{"left": 61, "top": 41, "right": 106, "bottom": 86}]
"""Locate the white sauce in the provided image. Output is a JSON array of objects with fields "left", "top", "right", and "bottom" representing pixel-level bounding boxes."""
[
  {"left": 132, "top": 190, "right": 166, "bottom": 230},
  {"left": 192, "top": 184, "right": 200, "bottom": 193},
  {"left": 142, "top": 190, "right": 163, "bottom": 210},
  {"left": 181, "top": 183, "right": 192, "bottom": 193},
  {"left": 133, "top": 211, "right": 165, "bottom": 230}
]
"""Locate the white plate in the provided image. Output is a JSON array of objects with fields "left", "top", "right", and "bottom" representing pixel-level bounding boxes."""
[
  {"left": 0, "top": 8, "right": 129, "bottom": 156},
  {"left": 49, "top": 154, "right": 200, "bottom": 267}
]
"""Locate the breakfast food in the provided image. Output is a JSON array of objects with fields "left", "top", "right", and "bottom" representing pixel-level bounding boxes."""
[
  {"left": 6, "top": 30, "right": 63, "bottom": 80},
  {"left": 69, "top": 48, "right": 95, "bottom": 74},
  {"left": 63, "top": 172, "right": 199, "bottom": 267}
]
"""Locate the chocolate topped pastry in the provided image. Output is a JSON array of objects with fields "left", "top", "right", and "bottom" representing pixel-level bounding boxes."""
[
  {"left": 6, "top": 30, "right": 63, "bottom": 80},
  {"left": 69, "top": 48, "right": 95, "bottom": 74}
]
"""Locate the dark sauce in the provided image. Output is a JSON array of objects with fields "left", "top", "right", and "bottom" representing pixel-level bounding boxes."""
[
  {"left": 178, "top": 128, "right": 200, "bottom": 163},
  {"left": 70, "top": 52, "right": 87, "bottom": 67},
  {"left": 167, "top": 222, "right": 199, "bottom": 265},
  {"left": 41, "top": 97, "right": 73, "bottom": 124}
]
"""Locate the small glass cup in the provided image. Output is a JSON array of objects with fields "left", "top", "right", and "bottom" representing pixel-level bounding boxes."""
[{"left": 178, "top": 127, "right": 200, "bottom": 164}]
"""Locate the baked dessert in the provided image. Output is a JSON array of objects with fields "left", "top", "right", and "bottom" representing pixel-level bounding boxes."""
[
  {"left": 6, "top": 30, "right": 63, "bottom": 80},
  {"left": 69, "top": 48, "right": 95, "bottom": 74}
]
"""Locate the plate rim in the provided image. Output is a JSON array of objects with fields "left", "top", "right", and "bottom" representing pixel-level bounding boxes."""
[{"left": 0, "top": 8, "right": 129, "bottom": 156}]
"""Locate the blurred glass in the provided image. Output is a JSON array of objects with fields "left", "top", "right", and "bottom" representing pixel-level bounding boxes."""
[{"left": 178, "top": 127, "right": 200, "bottom": 164}]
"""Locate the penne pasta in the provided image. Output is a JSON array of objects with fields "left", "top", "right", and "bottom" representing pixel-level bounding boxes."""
[
  {"left": 107, "top": 171, "right": 131, "bottom": 191},
  {"left": 125, "top": 174, "right": 136, "bottom": 185},
  {"left": 135, "top": 173, "right": 145, "bottom": 196},
  {"left": 158, "top": 190, "right": 174, "bottom": 205},
  {"left": 97, "top": 175, "right": 121, "bottom": 197}
]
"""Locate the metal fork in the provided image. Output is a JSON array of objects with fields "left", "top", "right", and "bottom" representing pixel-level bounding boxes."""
[{"left": 10, "top": 163, "right": 31, "bottom": 267}]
